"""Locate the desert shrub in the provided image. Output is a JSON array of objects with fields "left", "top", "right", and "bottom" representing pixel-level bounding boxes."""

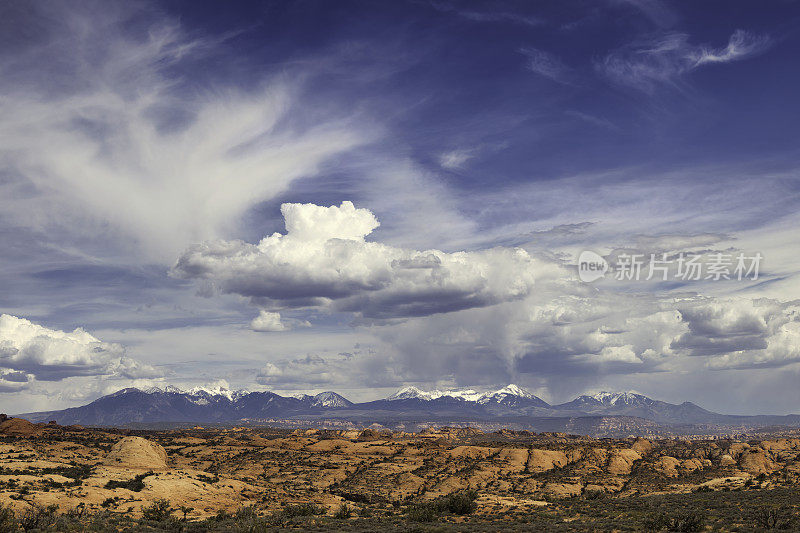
[
  {"left": 406, "top": 490, "right": 478, "bottom": 523},
  {"left": 211, "top": 509, "right": 229, "bottom": 521},
  {"left": 584, "top": 489, "right": 607, "bottom": 500},
  {"left": 178, "top": 505, "right": 194, "bottom": 521},
  {"left": 104, "top": 471, "right": 153, "bottom": 491},
  {"left": 642, "top": 511, "right": 705, "bottom": 532},
  {"left": 64, "top": 503, "right": 87, "bottom": 519},
  {"left": 234, "top": 505, "right": 257, "bottom": 521},
  {"left": 226, "top": 505, "right": 273, "bottom": 533},
  {"left": 0, "top": 504, "right": 16, "bottom": 533},
  {"left": 755, "top": 506, "right": 794, "bottom": 530},
  {"left": 407, "top": 504, "right": 437, "bottom": 523},
  {"left": 141, "top": 498, "right": 172, "bottom": 521},
  {"left": 333, "top": 503, "right": 352, "bottom": 519},
  {"left": 435, "top": 490, "right": 478, "bottom": 515},
  {"left": 19, "top": 504, "right": 58, "bottom": 532},
  {"left": 672, "top": 512, "right": 705, "bottom": 532},
  {"left": 277, "top": 503, "right": 325, "bottom": 520}
]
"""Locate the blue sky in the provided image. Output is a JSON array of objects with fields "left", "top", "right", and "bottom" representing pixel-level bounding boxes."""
[{"left": 2, "top": 0, "right": 800, "bottom": 414}]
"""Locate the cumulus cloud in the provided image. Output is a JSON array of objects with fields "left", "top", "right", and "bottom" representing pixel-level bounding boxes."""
[
  {"left": 0, "top": 314, "right": 160, "bottom": 386},
  {"left": 598, "top": 30, "right": 770, "bottom": 93},
  {"left": 174, "top": 201, "right": 556, "bottom": 322},
  {"left": 0, "top": 369, "right": 32, "bottom": 393},
  {"left": 250, "top": 311, "right": 287, "bottom": 332},
  {"left": 172, "top": 199, "right": 800, "bottom": 393},
  {"left": 674, "top": 299, "right": 800, "bottom": 368},
  {"left": 362, "top": 288, "right": 800, "bottom": 397}
]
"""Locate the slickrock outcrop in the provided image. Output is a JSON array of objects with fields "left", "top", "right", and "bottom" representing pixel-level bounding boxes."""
[
  {"left": 0, "top": 417, "right": 43, "bottom": 437},
  {"left": 527, "top": 449, "right": 569, "bottom": 472},
  {"left": 105, "top": 436, "right": 168, "bottom": 469},
  {"left": 654, "top": 456, "right": 681, "bottom": 477},
  {"left": 607, "top": 448, "right": 642, "bottom": 475}
]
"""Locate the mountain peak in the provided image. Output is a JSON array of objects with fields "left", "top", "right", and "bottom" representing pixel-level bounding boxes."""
[
  {"left": 489, "top": 384, "right": 533, "bottom": 398},
  {"left": 387, "top": 384, "right": 543, "bottom": 405},
  {"left": 585, "top": 391, "right": 653, "bottom": 406},
  {"left": 387, "top": 386, "right": 433, "bottom": 401},
  {"left": 310, "top": 391, "right": 352, "bottom": 408},
  {"left": 137, "top": 385, "right": 250, "bottom": 401}
]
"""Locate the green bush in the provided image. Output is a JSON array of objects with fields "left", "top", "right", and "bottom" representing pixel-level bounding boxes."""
[
  {"left": 441, "top": 490, "right": 478, "bottom": 515},
  {"left": 642, "top": 511, "right": 705, "bottom": 532},
  {"left": 755, "top": 506, "right": 794, "bottom": 530},
  {"left": 141, "top": 498, "right": 172, "bottom": 522},
  {"left": 333, "top": 503, "right": 352, "bottom": 519},
  {"left": 19, "top": 504, "right": 58, "bottom": 532},
  {"left": 406, "top": 490, "right": 478, "bottom": 522},
  {"left": 407, "top": 504, "right": 437, "bottom": 522},
  {"left": 0, "top": 504, "right": 15, "bottom": 532},
  {"left": 277, "top": 502, "right": 325, "bottom": 520}
]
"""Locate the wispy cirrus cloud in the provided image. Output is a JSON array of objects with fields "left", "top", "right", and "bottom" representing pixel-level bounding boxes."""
[
  {"left": 615, "top": 0, "right": 678, "bottom": 28},
  {"left": 428, "top": 2, "right": 543, "bottom": 27},
  {"left": 0, "top": 2, "right": 370, "bottom": 263},
  {"left": 520, "top": 47, "right": 573, "bottom": 84},
  {"left": 690, "top": 29, "right": 772, "bottom": 67},
  {"left": 439, "top": 148, "right": 475, "bottom": 169},
  {"left": 597, "top": 30, "right": 771, "bottom": 93}
]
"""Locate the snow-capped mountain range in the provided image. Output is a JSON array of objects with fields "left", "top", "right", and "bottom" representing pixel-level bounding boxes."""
[
  {"left": 18, "top": 384, "right": 800, "bottom": 432},
  {"left": 388, "top": 384, "right": 533, "bottom": 402}
]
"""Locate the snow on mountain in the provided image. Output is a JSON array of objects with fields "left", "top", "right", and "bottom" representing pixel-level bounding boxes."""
[
  {"left": 185, "top": 385, "right": 251, "bottom": 402},
  {"left": 309, "top": 392, "right": 353, "bottom": 408},
  {"left": 138, "top": 385, "right": 250, "bottom": 402},
  {"left": 478, "top": 384, "right": 535, "bottom": 404},
  {"left": 388, "top": 385, "right": 481, "bottom": 402},
  {"left": 587, "top": 391, "right": 653, "bottom": 406},
  {"left": 387, "top": 384, "right": 540, "bottom": 404}
]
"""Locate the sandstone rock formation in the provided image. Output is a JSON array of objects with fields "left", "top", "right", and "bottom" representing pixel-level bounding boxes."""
[{"left": 105, "top": 436, "right": 168, "bottom": 469}]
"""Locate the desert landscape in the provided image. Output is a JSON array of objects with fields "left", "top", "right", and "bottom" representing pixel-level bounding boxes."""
[
  {"left": 1, "top": 415, "right": 800, "bottom": 531},
  {"left": 4, "top": 1, "right": 800, "bottom": 532}
]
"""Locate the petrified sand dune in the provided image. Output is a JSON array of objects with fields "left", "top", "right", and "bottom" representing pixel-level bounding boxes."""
[
  {"left": 526, "top": 449, "right": 568, "bottom": 472},
  {"left": 3, "top": 424, "right": 800, "bottom": 524},
  {"left": 0, "top": 417, "right": 43, "bottom": 437},
  {"left": 739, "top": 449, "right": 776, "bottom": 475},
  {"left": 105, "top": 436, "right": 168, "bottom": 469},
  {"left": 653, "top": 456, "right": 681, "bottom": 477},
  {"left": 606, "top": 448, "right": 641, "bottom": 475}
]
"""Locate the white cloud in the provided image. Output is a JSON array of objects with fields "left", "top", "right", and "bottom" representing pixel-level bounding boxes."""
[
  {"left": 0, "top": 3, "right": 368, "bottom": 263},
  {"left": 174, "top": 201, "right": 556, "bottom": 321},
  {"left": 691, "top": 30, "right": 771, "bottom": 67},
  {"left": 250, "top": 311, "right": 287, "bottom": 332},
  {"left": 0, "top": 369, "right": 32, "bottom": 393},
  {"left": 520, "top": 48, "right": 572, "bottom": 84},
  {"left": 439, "top": 149, "right": 475, "bottom": 169},
  {"left": 598, "top": 30, "right": 770, "bottom": 93},
  {"left": 0, "top": 314, "right": 159, "bottom": 385},
  {"left": 170, "top": 198, "right": 800, "bottom": 395}
]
